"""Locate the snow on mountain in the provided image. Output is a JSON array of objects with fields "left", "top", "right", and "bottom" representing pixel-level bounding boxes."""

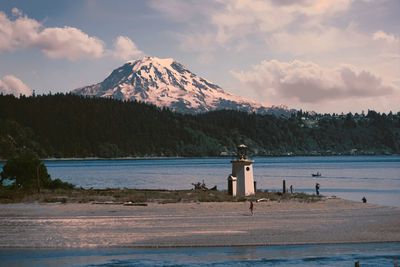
[{"left": 72, "top": 56, "right": 293, "bottom": 115}]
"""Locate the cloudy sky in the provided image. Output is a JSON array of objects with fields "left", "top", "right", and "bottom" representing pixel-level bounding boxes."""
[{"left": 0, "top": 0, "right": 399, "bottom": 113}]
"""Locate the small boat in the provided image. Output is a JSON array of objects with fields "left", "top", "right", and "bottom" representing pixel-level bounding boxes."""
[{"left": 311, "top": 172, "right": 322, "bottom": 177}]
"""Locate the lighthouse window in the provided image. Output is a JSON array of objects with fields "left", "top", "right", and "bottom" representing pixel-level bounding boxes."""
[{"left": 246, "top": 167, "right": 250, "bottom": 171}]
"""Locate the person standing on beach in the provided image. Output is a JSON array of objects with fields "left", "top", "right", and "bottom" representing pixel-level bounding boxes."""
[
  {"left": 290, "top": 185, "right": 293, "bottom": 194},
  {"left": 315, "top": 183, "right": 320, "bottom": 195},
  {"left": 249, "top": 201, "right": 254, "bottom": 215}
]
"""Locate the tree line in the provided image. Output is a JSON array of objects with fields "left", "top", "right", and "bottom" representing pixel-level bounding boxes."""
[{"left": 0, "top": 93, "right": 399, "bottom": 159}]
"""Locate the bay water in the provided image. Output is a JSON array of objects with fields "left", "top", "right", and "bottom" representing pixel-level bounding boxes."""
[
  {"left": 44, "top": 155, "right": 400, "bottom": 207},
  {"left": 1, "top": 242, "right": 399, "bottom": 266}
]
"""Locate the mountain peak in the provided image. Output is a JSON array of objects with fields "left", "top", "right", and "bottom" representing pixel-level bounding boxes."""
[
  {"left": 72, "top": 56, "right": 293, "bottom": 115},
  {"left": 126, "top": 56, "right": 175, "bottom": 67}
]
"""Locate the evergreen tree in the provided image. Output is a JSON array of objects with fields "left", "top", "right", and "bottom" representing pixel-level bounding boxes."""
[{"left": 0, "top": 94, "right": 399, "bottom": 157}]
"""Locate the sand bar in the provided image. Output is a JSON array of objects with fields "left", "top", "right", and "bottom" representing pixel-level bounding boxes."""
[{"left": 0, "top": 198, "right": 399, "bottom": 248}]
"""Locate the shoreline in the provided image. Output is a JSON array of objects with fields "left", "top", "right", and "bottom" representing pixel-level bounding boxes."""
[
  {"left": 42, "top": 154, "right": 400, "bottom": 160},
  {"left": 1, "top": 198, "right": 399, "bottom": 248},
  {"left": 1, "top": 154, "right": 399, "bottom": 163}
]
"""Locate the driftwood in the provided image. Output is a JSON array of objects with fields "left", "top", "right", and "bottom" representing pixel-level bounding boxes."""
[
  {"left": 191, "top": 181, "right": 217, "bottom": 191},
  {"left": 123, "top": 202, "right": 148, "bottom": 206}
]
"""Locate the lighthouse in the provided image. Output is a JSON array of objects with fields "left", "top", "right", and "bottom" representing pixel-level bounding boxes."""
[{"left": 228, "top": 144, "right": 255, "bottom": 196}]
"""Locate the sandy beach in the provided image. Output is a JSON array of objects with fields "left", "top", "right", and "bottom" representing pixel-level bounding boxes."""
[{"left": 0, "top": 198, "right": 399, "bottom": 248}]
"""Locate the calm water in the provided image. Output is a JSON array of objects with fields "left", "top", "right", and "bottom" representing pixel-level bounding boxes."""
[
  {"left": 1, "top": 242, "right": 399, "bottom": 266},
  {"left": 43, "top": 156, "right": 400, "bottom": 207}
]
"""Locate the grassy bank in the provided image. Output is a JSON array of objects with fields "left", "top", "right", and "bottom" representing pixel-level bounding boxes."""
[{"left": 0, "top": 188, "right": 321, "bottom": 204}]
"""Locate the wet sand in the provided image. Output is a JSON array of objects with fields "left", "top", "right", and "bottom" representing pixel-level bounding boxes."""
[{"left": 0, "top": 198, "right": 399, "bottom": 248}]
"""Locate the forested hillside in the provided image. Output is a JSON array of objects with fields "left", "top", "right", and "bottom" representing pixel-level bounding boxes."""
[{"left": 0, "top": 94, "right": 399, "bottom": 158}]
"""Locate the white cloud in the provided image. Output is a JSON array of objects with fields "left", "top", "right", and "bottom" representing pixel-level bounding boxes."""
[
  {"left": 373, "top": 30, "right": 399, "bottom": 45},
  {"left": 268, "top": 26, "right": 400, "bottom": 57},
  {"left": 265, "top": 26, "right": 399, "bottom": 92},
  {"left": 112, "top": 36, "right": 143, "bottom": 61},
  {"left": 37, "top": 27, "right": 104, "bottom": 60},
  {"left": 0, "top": 11, "right": 41, "bottom": 52},
  {"left": 149, "top": 0, "right": 355, "bottom": 53},
  {"left": 232, "top": 60, "right": 396, "bottom": 104},
  {"left": 291, "top": 0, "right": 352, "bottom": 17},
  {"left": 0, "top": 75, "right": 32, "bottom": 97},
  {"left": 210, "top": 0, "right": 293, "bottom": 45},
  {"left": 0, "top": 9, "right": 104, "bottom": 60},
  {"left": 267, "top": 25, "right": 365, "bottom": 55}
]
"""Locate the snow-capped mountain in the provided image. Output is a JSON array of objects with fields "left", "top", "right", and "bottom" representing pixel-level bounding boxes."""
[{"left": 72, "top": 56, "right": 292, "bottom": 115}]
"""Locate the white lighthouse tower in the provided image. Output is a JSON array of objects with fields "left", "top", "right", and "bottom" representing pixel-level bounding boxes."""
[{"left": 228, "top": 144, "right": 255, "bottom": 196}]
